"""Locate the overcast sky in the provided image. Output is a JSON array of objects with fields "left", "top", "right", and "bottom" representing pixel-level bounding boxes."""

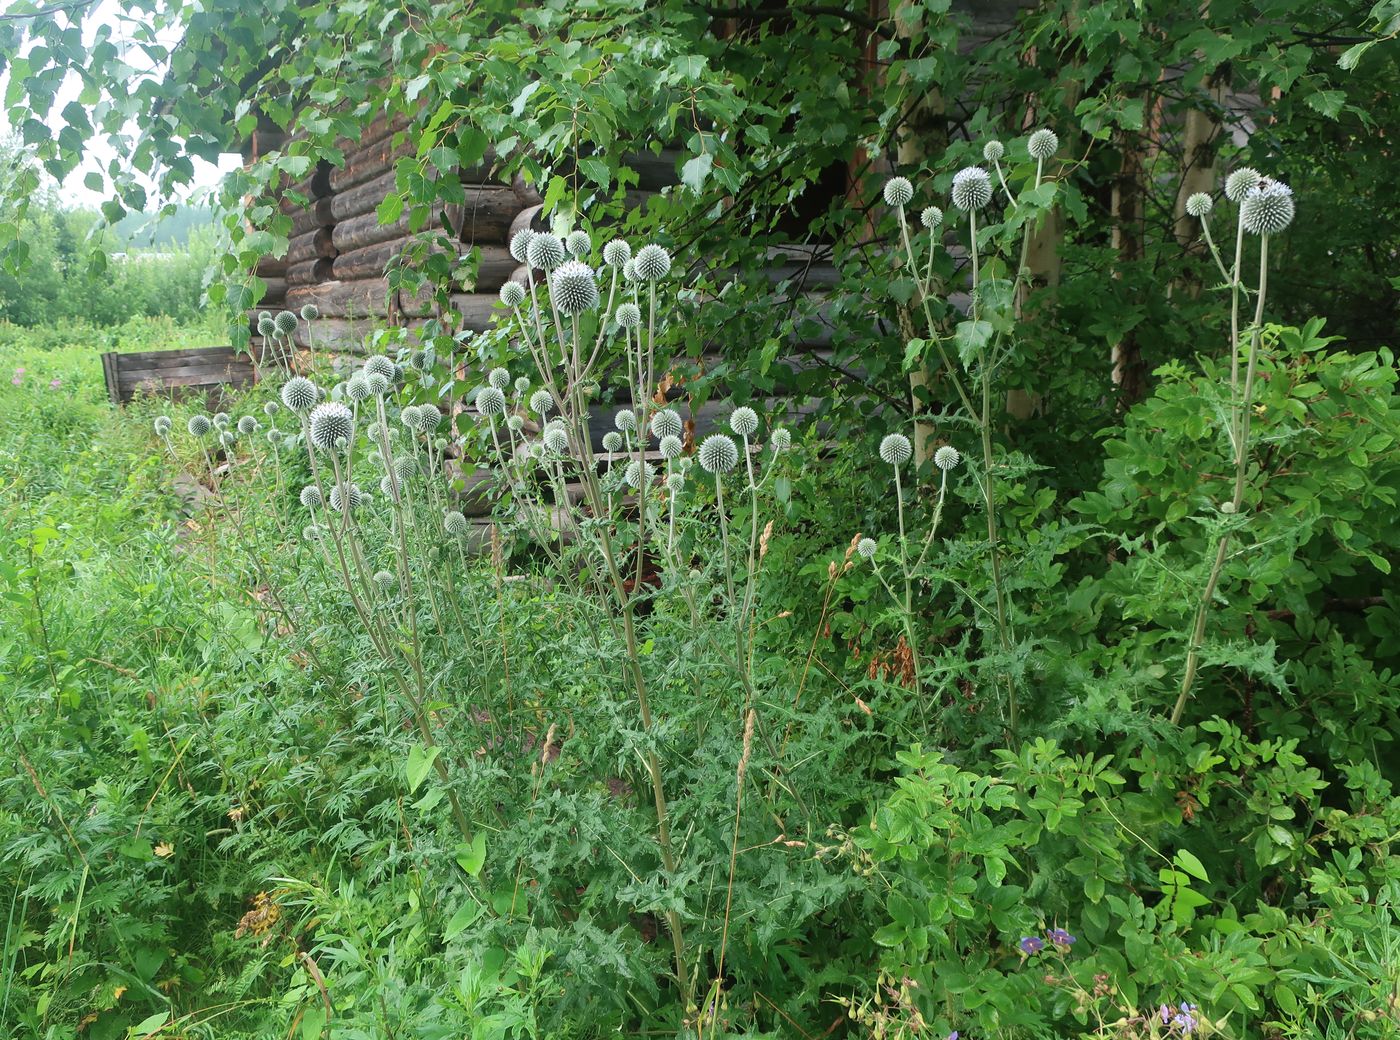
[{"left": 1, "top": 0, "right": 242, "bottom": 210}]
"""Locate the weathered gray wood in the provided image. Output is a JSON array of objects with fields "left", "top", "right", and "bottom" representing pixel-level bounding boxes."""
[
  {"left": 286, "top": 279, "right": 395, "bottom": 320},
  {"left": 289, "top": 196, "right": 336, "bottom": 236},
  {"left": 447, "top": 293, "right": 505, "bottom": 332},
  {"left": 287, "top": 258, "right": 334, "bottom": 286},
  {"left": 332, "top": 205, "right": 444, "bottom": 254},
  {"left": 330, "top": 169, "right": 399, "bottom": 222},
  {"left": 288, "top": 227, "right": 336, "bottom": 264},
  {"left": 454, "top": 185, "right": 525, "bottom": 246},
  {"left": 290, "top": 317, "right": 429, "bottom": 352},
  {"left": 113, "top": 346, "right": 241, "bottom": 365}
]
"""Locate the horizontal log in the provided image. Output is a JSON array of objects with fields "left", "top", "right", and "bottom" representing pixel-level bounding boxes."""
[
  {"left": 287, "top": 279, "right": 395, "bottom": 320},
  {"left": 454, "top": 185, "right": 524, "bottom": 246},
  {"left": 332, "top": 205, "right": 443, "bottom": 254},
  {"left": 507, "top": 205, "right": 548, "bottom": 242},
  {"left": 278, "top": 160, "right": 333, "bottom": 204},
  {"left": 121, "top": 369, "right": 253, "bottom": 391},
  {"left": 289, "top": 196, "right": 336, "bottom": 236},
  {"left": 457, "top": 245, "right": 517, "bottom": 292},
  {"left": 259, "top": 277, "right": 288, "bottom": 301},
  {"left": 332, "top": 239, "right": 406, "bottom": 281},
  {"left": 254, "top": 256, "right": 288, "bottom": 278},
  {"left": 287, "top": 258, "right": 334, "bottom": 286},
  {"left": 512, "top": 171, "right": 542, "bottom": 207},
  {"left": 398, "top": 283, "right": 438, "bottom": 319},
  {"left": 447, "top": 293, "right": 505, "bottom": 333},
  {"left": 331, "top": 169, "right": 399, "bottom": 223},
  {"left": 120, "top": 363, "right": 252, "bottom": 383},
  {"left": 289, "top": 317, "right": 429, "bottom": 352},
  {"left": 288, "top": 227, "right": 336, "bottom": 264}
]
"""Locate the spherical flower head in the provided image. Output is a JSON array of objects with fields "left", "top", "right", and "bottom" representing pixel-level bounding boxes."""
[
  {"left": 698, "top": 433, "right": 739, "bottom": 474},
  {"left": 266, "top": 429, "right": 283, "bottom": 446},
  {"left": 856, "top": 537, "right": 877, "bottom": 560},
  {"left": 443, "top": 510, "right": 468, "bottom": 537},
  {"left": 513, "top": 376, "right": 530, "bottom": 394},
  {"left": 1224, "top": 166, "right": 1260, "bottom": 203},
  {"left": 237, "top": 415, "right": 259, "bottom": 435},
  {"left": 258, "top": 310, "right": 271, "bottom": 324},
  {"left": 770, "top": 427, "right": 791, "bottom": 452},
  {"left": 399, "top": 404, "right": 421, "bottom": 431},
  {"left": 499, "top": 280, "right": 526, "bottom": 308},
  {"left": 983, "top": 140, "right": 1005, "bottom": 163},
  {"left": 565, "top": 229, "right": 591, "bottom": 258},
  {"left": 883, "top": 176, "right": 914, "bottom": 208},
  {"left": 951, "top": 166, "right": 993, "bottom": 211},
  {"left": 281, "top": 376, "right": 318, "bottom": 412},
  {"left": 1018, "top": 936, "right": 1044, "bottom": 956},
  {"left": 346, "top": 375, "right": 371, "bottom": 403},
  {"left": 329, "top": 484, "right": 363, "bottom": 513},
  {"left": 651, "top": 408, "right": 683, "bottom": 440},
  {"left": 274, "top": 310, "right": 298, "bottom": 336},
  {"left": 372, "top": 570, "right": 396, "bottom": 594},
  {"left": 363, "top": 355, "right": 396, "bottom": 381},
  {"left": 379, "top": 473, "right": 399, "bottom": 496},
  {"left": 1240, "top": 179, "right": 1294, "bottom": 235},
  {"left": 659, "top": 434, "right": 683, "bottom": 460},
  {"left": 258, "top": 316, "right": 276, "bottom": 338},
  {"left": 880, "top": 432, "right": 913, "bottom": 467},
  {"left": 529, "top": 389, "right": 554, "bottom": 415},
  {"left": 549, "top": 259, "right": 600, "bottom": 316},
  {"left": 488, "top": 366, "right": 511, "bottom": 390},
  {"left": 920, "top": 205, "right": 943, "bottom": 230},
  {"left": 187, "top": 415, "right": 212, "bottom": 437},
  {"left": 263, "top": 401, "right": 280, "bottom": 417},
  {"left": 614, "top": 409, "right": 638, "bottom": 433},
  {"left": 1185, "top": 192, "right": 1213, "bottom": 218},
  {"left": 934, "top": 445, "right": 961, "bottom": 471},
  {"left": 730, "top": 406, "right": 759, "bottom": 438},
  {"left": 1047, "top": 928, "right": 1076, "bottom": 948},
  {"left": 477, "top": 386, "right": 506, "bottom": 417},
  {"left": 218, "top": 429, "right": 237, "bottom": 449},
  {"left": 622, "top": 259, "right": 638, "bottom": 283},
  {"left": 309, "top": 402, "right": 354, "bottom": 452},
  {"left": 366, "top": 372, "right": 391, "bottom": 397},
  {"left": 615, "top": 302, "right": 641, "bottom": 329},
  {"left": 302, "top": 523, "right": 324, "bottom": 542},
  {"left": 509, "top": 227, "right": 536, "bottom": 263},
  {"left": 624, "top": 459, "right": 653, "bottom": 489},
  {"left": 213, "top": 412, "right": 230, "bottom": 429},
  {"left": 1027, "top": 128, "right": 1058, "bottom": 161},
  {"left": 634, "top": 244, "right": 672, "bottom": 281},
  {"left": 506, "top": 414, "right": 524, "bottom": 432},
  {"left": 665, "top": 472, "right": 684, "bottom": 493},
  {"left": 409, "top": 407, "right": 442, "bottom": 435},
  {"left": 299, "top": 484, "right": 323, "bottom": 509},
  {"left": 408, "top": 349, "right": 428, "bottom": 372},
  {"left": 153, "top": 416, "right": 172, "bottom": 436},
  {"left": 526, "top": 232, "right": 566, "bottom": 271},
  {"left": 602, "top": 431, "right": 623, "bottom": 452},
  {"left": 602, "top": 239, "right": 631, "bottom": 268},
  {"left": 392, "top": 455, "right": 417, "bottom": 483},
  {"left": 300, "top": 303, "right": 319, "bottom": 321},
  {"left": 543, "top": 425, "right": 570, "bottom": 454}
]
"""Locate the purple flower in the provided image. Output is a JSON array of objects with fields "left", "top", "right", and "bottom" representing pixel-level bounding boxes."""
[
  {"left": 1018, "top": 936, "right": 1044, "bottom": 955},
  {"left": 1047, "top": 927, "right": 1076, "bottom": 947},
  {"left": 1160, "top": 1005, "right": 1172, "bottom": 1025},
  {"left": 1172, "top": 1004, "right": 1199, "bottom": 1034},
  {"left": 9, "top": 377, "right": 19, "bottom": 386},
  {"left": 947, "top": 1033, "right": 958, "bottom": 1040},
  {"left": 48, "top": 377, "right": 61, "bottom": 389}
]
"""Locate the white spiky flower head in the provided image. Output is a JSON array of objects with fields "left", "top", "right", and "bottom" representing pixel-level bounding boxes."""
[
  {"left": 509, "top": 227, "right": 536, "bottom": 263},
  {"left": 934, "top": 445, "right": 961, "bottom": 471},
  {"left": 624, "top": 459, "right": 654, "bottom": 489},
  {"left": 1027, "top": 128, "right": 1058, "bottom": 160},
  {"left": 237, "top": 415, "right": 259, "bottom": 435},
  {"left": 346, "top": 375, "right": 371, "bottom": 403},
  {"left": 279, "top": 376, "right": 317, "bottom": 412},
  {"left": 513, "top": 376, "right": 531, "bottom": 393},
  {"left": 983, "top": 140, "right": 1005, "bottom": 163},
  {"left": 328, "top": 483, "right": 363, "bottom": 512},
  {"left": 883, "top": 176, "right": 914, "bottom": 208},
  {"left": 698, "top": 433, "right": 739, "bottom": 474},
  {"left": 218, "top": 429, "right": 237, "bottom": 449},
  {"left": 527, "top": 232, "right": 566, "bottom": 271},
  {"left": 372, "top": 570, "right": 397, "bottom": 594},
  {"left": 880, "top": 432, "right": 913, "bottom": 467},
  {"left": 409, "top": 407, "right": 442, "bottom": 434},
  {"left": 659, "top": 434, "right": 683, "bottom": 460},
  {"left": 364, "top": 355, "right": 397, "bottom": 381},
  {"left": 565, "top": 229, "right": 591, "bottom": 258},
  {"left": 730, "top": 406, "right": 759, "bottom": 437},
  {"left": 622, "top": 259, "right": 638, "bottom": 282},
  {"left": 651, "top": 408, "right": 683, "bottom": 440},
  {"left": 602, "top": 239, "right": 631, "bottom": 267},
  {"left": 951, "top": 167, "right": 993, "bottom": 211},
  {"left": 549, "top": 260, "right": 600, "bottom": 315},
  {"left": 153, "top": 416, "right": 172, "bottom": 436},
  {"left": 392, "top": 456, "right": 417, "bottom": 483},
  {"left": 258, "top": 316, "right": 276, "bottom": 338},
  {"left": 614, "top": 409, "right": 638, "bottom": 433},
  {"left": 530, "top": 389, "right": 555, "bottom": 415},
  {"left": 399, "top": 404, "right": 421, "bottom": 430},
  {"left": 302, "top": 523, "right": 326, "bottom": 542},
  {"left": 299, "top": 484, "right": 323, "bottom": 509},
  {"left": 263, "top": 401, "right": 280, "bottom": 417},
  {"left": 499, "top": 281, "right": 526, "bottom": 308},
  {"left": 309, "top": 402, "right": 354, "bottom": 452},
  {"left": 921, "top": 206, "right": 943, "bottom": 230},
  {"left": 506, "top": 415, "right": 524, "bottom": 432},
  {"left": 634, "top": 244, "right": 672, "bottom": 281},
  {"left": 379, "top": 473, "right": 399, "bottom": 497},
  {"left": 602, "top": 431, "right": 623, "bottom": 452},
  {"left": 443, "top": 510, "right": 468, "bottom": 537},
  {"left": 857, "top": 537, "right": 878, "bottom": 560},
  {"left": 543, "top": 425, "right": 570, "bottom": 454},
  {"left": 615, "top": 302, "right": 641, "bottom": 329},
  {"left": 274, "top": 310, "right": 298, "bottom": 336},
  {"left": 1240, "top": 179, "right": 1295, "bottom": 235},
  {"left": 1185, "top": 192, "right": 1214, "bottom": 218},
  {"left": 300, "top": 303, "right": 319, "bottom": 321},
  {"left": 1224, "top": 167, "right": 1260, "bottom": 203},
  {"left": 770, "top": 427, "right": 791, "bottom": 452},
  {"left": 477, "top": 386, "right": 507, "bottom": 417},
  {"left": 266, "top": 429, "right": 283, "bottom": 446},
  {"left": 213, "top": 412, "right": 230, "bottom": 429},
  {"left": 366, "top": 372, "right": 391, "bottom": 396},
  {"left": 489, "top": 366, "right": 511, "bottom": 390}
]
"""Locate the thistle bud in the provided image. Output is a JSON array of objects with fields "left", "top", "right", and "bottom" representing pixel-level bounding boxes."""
[
  {"left": 951, "top": 167, "right": 993, "bottom": 211},
  {"left": 500, "top": 281, "right": 526, "bottom": 308},
  {"left": 565, "top": 229, "right": 591, "bottom": 258},
  {"left": 633, "top": 244, "right": 672, "bottom": 281},
  {"left": 1027, "top": 128, "right": 1058, "bottom": 161},
  {"left": 934, "top": 445, "right": 961, "bottom": 471},
  {"left": 650, "top": 408, "right": 683, "bottom": 440},
  {"left": 698, "top": 433, "right": 739, "bottom": 474},
  {"left": 883, "top": 176, "right": 914, "bottom": 208},
  {"left": 983, "top": 140, "right": 1005, "bottom": 163},
  {"left": 879, "top": 433, "right": 913, "bottom": 467},
  {"left": 729, "top": 406, "right": 759, "bottom": 438},
  {"left": 488, "top": 366, "right": 511, "bottom": 390}
]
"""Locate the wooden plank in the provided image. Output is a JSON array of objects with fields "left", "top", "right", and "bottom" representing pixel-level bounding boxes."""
[
  {"left": 447, "top": 293, "right": 504, "bottom": 333},
  {"left": 101, "top": 352, "right": 120, "bottom": 406},
  {"left": 331, "top": 238, "right": 408, "bottom": 282},
  {"left": 289, "top": 317, "right": 429, "bottom": 352},
  {"left": 330, "top": 169, "right": 399, "bottom": 222},
  {"left": 121, "top": 371, "right": 254, "bottom": 394},
  {"left": 113, "top": 346, "right": 240, "bottom": 364},
  {"left": 119, "top": 360, "right": 253, "bottom": 380}
]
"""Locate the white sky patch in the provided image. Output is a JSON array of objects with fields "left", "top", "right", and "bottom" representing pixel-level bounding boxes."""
[{"left": 0, "top": 0, "right": 242, "bottom": 210}]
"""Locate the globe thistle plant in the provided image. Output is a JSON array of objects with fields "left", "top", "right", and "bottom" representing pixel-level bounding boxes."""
[
  {"left": 879, "top": 433, "right": 913, "bottom": 467},
  {"left": 308, "top": 402, "right": 354, "bottom": 452},
  {"left": 659, "top": 434, "right": 683, "bottom": 460},
  {"left": 770, "top": 427, "right": 791, "bottom": 452},
  {"left": 602, "top": 239, "right": 631, "bottom": 268},
  {"left": 526, "top": 232, "right": 566, "bottom": 271},
  {"left": 633, "top": 244, "right": 671, "bottom": 281},
  {"left": 509, "top": 227, "right": 536, "bottom": 263},
  {"left": 614, "top": 409, "right": 638, "bottom": 434},
  {"left": 274, "top": 311, "right": 298, "bottom": 336},
  {"left": 951, "top": 167, "right": 993, "bottom": 211},
  {"left": 328, "top": 483, "right": 363, "bottom": 512},
  {"left": 550, "top": 260, "right": 600, "bottom": 316},
  {"left": 299, "top": 485, "right": 323, "bottom": 510},
  {"left": 187, "top": 415, "right": 212, "bottom": 437},
  {"left": 615, "top": 302, "right": 641, "bottom": 329},
  {"left": 651, "top": 408, "right": 683, "bottom": 441},
  {"left": 857, "top": 537, "right": 877, "bottom": 561},
  {"left": 729, "top": 407, "right": 759, "bottom": 438},
  {"left": 1027, "top": 128, "right": 1058, "bottom": 161},
  {"left": 565, "top": 229, "right": 591, "bottom": 258},
  {"left": 477, "top": 386, "right": 507, "bottom": 417},
  {"left": 487, "top": 366, "right": 510, "bottom": 390},
  {"left": 364, "top": 355, "right": 396, "bottom": 382},
  {"left": 281, "top": 376, "right": 319, "bottom": 413},
  {"left": 602, "top": 431, "right": 623, "bottom": 453},
  {"left": 153, "top": 415, "right": 172, "bottom": 436},
  {"left": 920, "top": 206, "right": 943, "bottom": 230},
  {"left": 698, "top": 434, "right": 739, "bottom": 474},
  {"left": 1185, "top": 192, "right": 1214, "bottom": 218},
  {"left": 1240, "top": 179, "right": 1294, "bottom": 235},
  {"left": 443, "top": 510, "right": 468, "bottom": 537},
  {"left": 500, "top": 281, "right": 526, "bottom": 308},
  {"left": 543, "top": 426, "right": 570, "bottom": 455},
  {"left": 237, "top": 416, "right": 259, "bottom": 435},
  {"left": 213, "top": 412, "right": 230, "bottom": 429},
  {"left": 300, "top": 303, "right": 319, "bottom": 321},
  {"left": 530, "top": 389, "right": 555, "bottom": 415},
  {"left": 883, "top": 176, "right": 914, "bottom": 208},
  {"left": 933, "top": 445, "right": 961, "bottom": 471},
  {"left": 1224, "top": 167, "right": 1260, "bottom": 203}
]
